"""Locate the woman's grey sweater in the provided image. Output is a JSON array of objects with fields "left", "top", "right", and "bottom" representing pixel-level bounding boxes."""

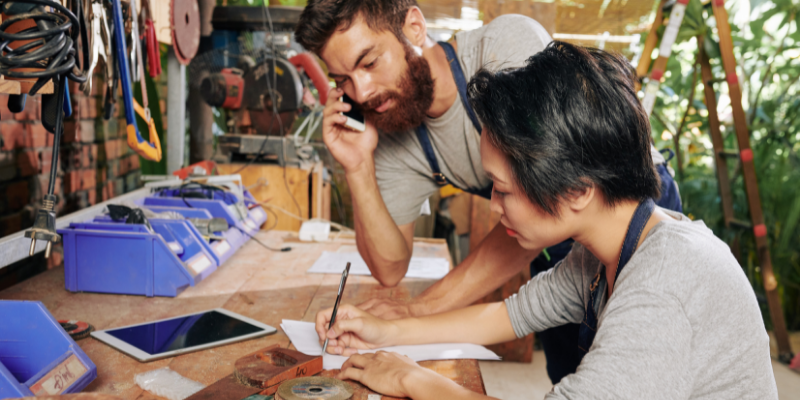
[{"left": 505, "top": 211, "right": 777, "bottom": 399}]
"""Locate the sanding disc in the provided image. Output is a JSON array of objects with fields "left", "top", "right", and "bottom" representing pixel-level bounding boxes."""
[
  {"left": 276, "top": 377, "right": 352, "bottom": 400},
  {"left": 170, "top": 0, "right": 200, "bottom": 65},
  {"left": 58, "top": 320, "right": 94, "bottom": 340}
]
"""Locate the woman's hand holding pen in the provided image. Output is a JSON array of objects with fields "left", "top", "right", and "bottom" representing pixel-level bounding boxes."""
[{"left": 315, "top": 304, "right": 400, "bottom": 355}]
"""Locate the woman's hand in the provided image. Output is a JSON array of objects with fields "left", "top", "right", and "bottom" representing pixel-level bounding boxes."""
[
  {"left": 315, "top": 304, "right": 399, "bottom": 355},
  {"left": 336, "top": 352, "right": 429, "bottom": 398}
]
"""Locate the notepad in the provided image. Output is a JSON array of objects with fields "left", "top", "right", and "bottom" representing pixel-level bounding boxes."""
[
  {"left": 307, "top": 252, "right": 449, "bottom": 279},
  {"left": 280, "top": 320, "right": 500, "bottom": 370}
]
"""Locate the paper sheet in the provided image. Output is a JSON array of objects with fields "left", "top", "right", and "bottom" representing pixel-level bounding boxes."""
[
  {"left": 307, "top": 252, "right": 449, "bottom": 279},
  {"left": 280, "top": 320, "right": 500, "bottom": 370}
]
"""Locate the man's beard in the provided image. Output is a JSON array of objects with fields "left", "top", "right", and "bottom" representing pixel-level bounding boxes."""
[{"left": 359, "top": 45, "right": 435, "bottom": 133}]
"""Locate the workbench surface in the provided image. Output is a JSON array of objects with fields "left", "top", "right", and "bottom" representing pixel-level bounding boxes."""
[{"left": 1, "top": 230, "right": 487, "bottom": 399}]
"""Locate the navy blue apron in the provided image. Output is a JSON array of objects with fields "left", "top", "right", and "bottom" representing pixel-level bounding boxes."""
[
  {"left": 415, "top": 41, "right": 492, "bottom": 199},
  {"left": 656, "top": 149, "right": 682, "bottom": 213},
  {"left": 577, "top": 198, "right": 656, "bottom": 353}
]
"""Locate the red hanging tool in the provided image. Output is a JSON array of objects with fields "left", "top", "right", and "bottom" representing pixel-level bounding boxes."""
[
  {"left": 144, "top": 19, "right": 161, "bottom": 76},
  {"left": 140, "top": 0, "right": 161, "bottom": 77}
]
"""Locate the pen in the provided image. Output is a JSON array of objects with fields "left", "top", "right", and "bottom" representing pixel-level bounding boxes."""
[{"left": 322, "top": 262, "right": 350, "bottom": 355}]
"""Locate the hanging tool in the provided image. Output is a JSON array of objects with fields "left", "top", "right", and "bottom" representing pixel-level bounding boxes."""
[
  {"left": 637, "top": 0, "right": 795, "bottom": 364},
  {"left": 128, "top": 0, "right": 141, "bottom": 84},
  {"left": 82, "top": 0, "right": 112, "bottom": 95},
  {"left": 90, "top": 0, "right": 119, "bottom": 120},
  {"left": 130, "top": 0, "right": 163, "bottom": 157},
  {"left": 141, "top": 0, "right": 161, "bottom": 77},
  {"left": 110, "top": 0, "right": 162, "bottom": 161}
]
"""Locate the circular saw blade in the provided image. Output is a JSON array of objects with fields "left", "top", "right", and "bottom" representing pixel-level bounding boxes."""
[
  {"left": 170, "top": 0, "right": 200, "bottom": 65},
  {"left": 276, "top": 377, "right": 352, "bottom": 400}
]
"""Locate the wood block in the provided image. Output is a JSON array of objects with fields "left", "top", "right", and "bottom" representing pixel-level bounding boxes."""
[
  {"left": 235, "top": 345, "right": 322, "bottom": 392},
  {"left": 0, "top": 77, "right": 20, "bottom": 94},
  {"left": 216, "top": 163, "right": 312, "bottom": 231},
  {"left": 310, "top": 163, "right": 331, "bottom": 220},
  {"left": 319, "top": 359, "right": 486, "bottom": 400},
  {"left": 186, "top": 345, "right": 323, "bottom": 400}
]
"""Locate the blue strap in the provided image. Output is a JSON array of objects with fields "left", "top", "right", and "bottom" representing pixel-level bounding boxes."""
[
  {"left": 577, "top": 198, "right": 655, "bottom": 353},
  {"left": 660, "top": 148, "right": 675, "bottom": 163},
  {"left": 438, "top": 41, "right": 482, "bottom": 133},
  {"left": 415, "top": 124, "right": 450, "bottom": 186},
  {"left": 415, "top": 41, "right": 490, "bottom": 198}
]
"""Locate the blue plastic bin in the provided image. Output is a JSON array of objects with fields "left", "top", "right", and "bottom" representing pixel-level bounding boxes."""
[
  {"left": 0, "top": 301, "right": 96, "bottom": 398},
  {"left": 140, "top": 205, "right": 245, "bottom": 265},
  {"left": 58, "top": 219, "right": 218, "bottom": 297}
]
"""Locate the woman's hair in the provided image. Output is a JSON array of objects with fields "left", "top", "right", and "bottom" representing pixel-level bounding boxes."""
[{"left": 467, "top": 41, "right": 660, "bottom": 216}]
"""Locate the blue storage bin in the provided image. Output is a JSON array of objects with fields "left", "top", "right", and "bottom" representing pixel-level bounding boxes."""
[
  {"left": 0, "top": 301, "right": 96, "bottom": 398},
  {"left": 143, "top": 187, "right": 268, "bottom": 239},
  {"left": 140, "top": 206, "right": 245, "bottom": 265},
  {"left": 58, "top": 219, "right": 218, "bottom": 297}
]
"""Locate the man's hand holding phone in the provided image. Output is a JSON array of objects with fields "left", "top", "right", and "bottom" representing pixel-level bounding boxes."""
[{"left": 322, "top": 87, "right": 379, "bottom": 175}]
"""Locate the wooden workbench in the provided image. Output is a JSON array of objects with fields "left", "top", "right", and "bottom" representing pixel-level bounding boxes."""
[{"left": 0, "top": 231, "right": 486, "bottom": 399}]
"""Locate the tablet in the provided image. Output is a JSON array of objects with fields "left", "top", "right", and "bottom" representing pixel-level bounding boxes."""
[{"left": 91, "top": 308, "right": 277, "bottom": 362}]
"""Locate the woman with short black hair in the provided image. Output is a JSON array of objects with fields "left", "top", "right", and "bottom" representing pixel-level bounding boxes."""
[{"left": 313, "top": 41, "right": 777, "bottom": 399}]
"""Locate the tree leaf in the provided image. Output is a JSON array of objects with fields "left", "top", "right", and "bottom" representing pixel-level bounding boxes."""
[{"left": 704, "top": 32, "right": 721, "bottom": 60}]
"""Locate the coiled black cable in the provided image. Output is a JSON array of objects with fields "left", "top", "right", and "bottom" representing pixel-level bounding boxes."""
[{"left": 0, "top": 0, "right": 86, "bottom": 95}]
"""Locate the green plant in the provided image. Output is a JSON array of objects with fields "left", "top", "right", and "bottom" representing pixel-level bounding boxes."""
[{"left": 648, "top": 0, "right": 800, "bottom": 330}]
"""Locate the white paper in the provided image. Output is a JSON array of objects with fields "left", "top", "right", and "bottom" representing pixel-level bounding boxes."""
[
  {"left": 307, "top": 252, "right": 449, "bottom": 279},
  {"left": 281, "top": 320, "right": 500, "bottom": 370}
]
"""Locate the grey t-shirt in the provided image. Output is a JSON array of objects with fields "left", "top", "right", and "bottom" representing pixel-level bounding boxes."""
[
  {"left": 505, "top": 210, "right": 777, "bottom": 399},
  {"left": 374, "top": 14, "right": 553, "bottom": 226}
]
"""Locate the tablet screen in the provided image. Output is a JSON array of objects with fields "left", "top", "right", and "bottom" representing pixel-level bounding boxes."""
[{"left": 105, "top": 310, "right": 263, "bottom": 355}]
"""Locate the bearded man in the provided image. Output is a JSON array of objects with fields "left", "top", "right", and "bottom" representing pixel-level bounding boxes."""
[
  {"left": 295, "top": 0, "right": 682, "bottom": 385},
  {"left": 296, "top": 0, "right": 550, "bottom": 292}
]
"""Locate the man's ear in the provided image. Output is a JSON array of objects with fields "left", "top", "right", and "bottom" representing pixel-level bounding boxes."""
[
  {"left": 566, "top": 182, "right": 595, "bottom": 213},
  {"left": 401, "top": 6, "right": 427, "bottom": 47}
]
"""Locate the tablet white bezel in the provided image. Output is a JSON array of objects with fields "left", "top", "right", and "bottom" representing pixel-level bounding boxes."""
[{"left": 90, "top": 308, "right": 277, "bottom": 362}]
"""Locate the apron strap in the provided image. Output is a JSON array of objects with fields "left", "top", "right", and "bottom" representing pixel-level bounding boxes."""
[
  {"left": 416, "top": 124, "right": 450, "bottom": 186},
  {"left": 416, "top": 41, "right": 489, "bottom": 197},
  {"left": 438, "top": 41, "right": 482, "bottom": 133},
  {"left": 578, "top": 198, "right": 656, "bottom": 353}
]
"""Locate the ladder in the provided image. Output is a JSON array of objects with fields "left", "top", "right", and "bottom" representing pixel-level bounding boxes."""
[{"left": 637, "top": 0, "right": 795, "bottom": 363}]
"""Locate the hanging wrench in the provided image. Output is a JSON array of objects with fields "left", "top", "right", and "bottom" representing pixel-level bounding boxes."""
[
  {"left": 130, "top": 0, "right": 151, "bottom": 123},
  {"left": 99, "top": 0, "right": 119, "bottom": 119},
  {"left": 129, "top": 0, "right": 141, "bottom": 84},
  {"left": 82, "top": 0, "right": 109, "bottom": 94}
]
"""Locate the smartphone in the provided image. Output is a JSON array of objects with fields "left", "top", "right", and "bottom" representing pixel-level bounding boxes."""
[{"left": 340, "top": 94, "right": 366, "bottom": 132}]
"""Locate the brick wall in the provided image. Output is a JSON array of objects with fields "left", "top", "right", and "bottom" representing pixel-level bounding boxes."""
[{"left": 0, "top": 70, "right": 167, "bottom": 239}]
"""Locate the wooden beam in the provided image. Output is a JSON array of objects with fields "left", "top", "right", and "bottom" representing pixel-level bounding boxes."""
[
  {"left": 711, "top": 0, "right": 794, "bottom": 362},
  {"left": 635, "top": 0, "right": 667, "bottom": 91}
]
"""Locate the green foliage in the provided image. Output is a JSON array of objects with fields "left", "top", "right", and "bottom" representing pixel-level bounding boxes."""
[{"left": 648, "top": 0, "right": 800, "bottom": 330}]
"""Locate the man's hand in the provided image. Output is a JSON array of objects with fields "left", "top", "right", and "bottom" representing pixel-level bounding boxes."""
[
  {"left": 322, "top": 87, "right": 379, "bottom": 174},
  {"left": 315, "top": 304, "right": 399, "bottom": 355},
  {"left": 357, "top": 297, "right": 423, "bottom": 320}
]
